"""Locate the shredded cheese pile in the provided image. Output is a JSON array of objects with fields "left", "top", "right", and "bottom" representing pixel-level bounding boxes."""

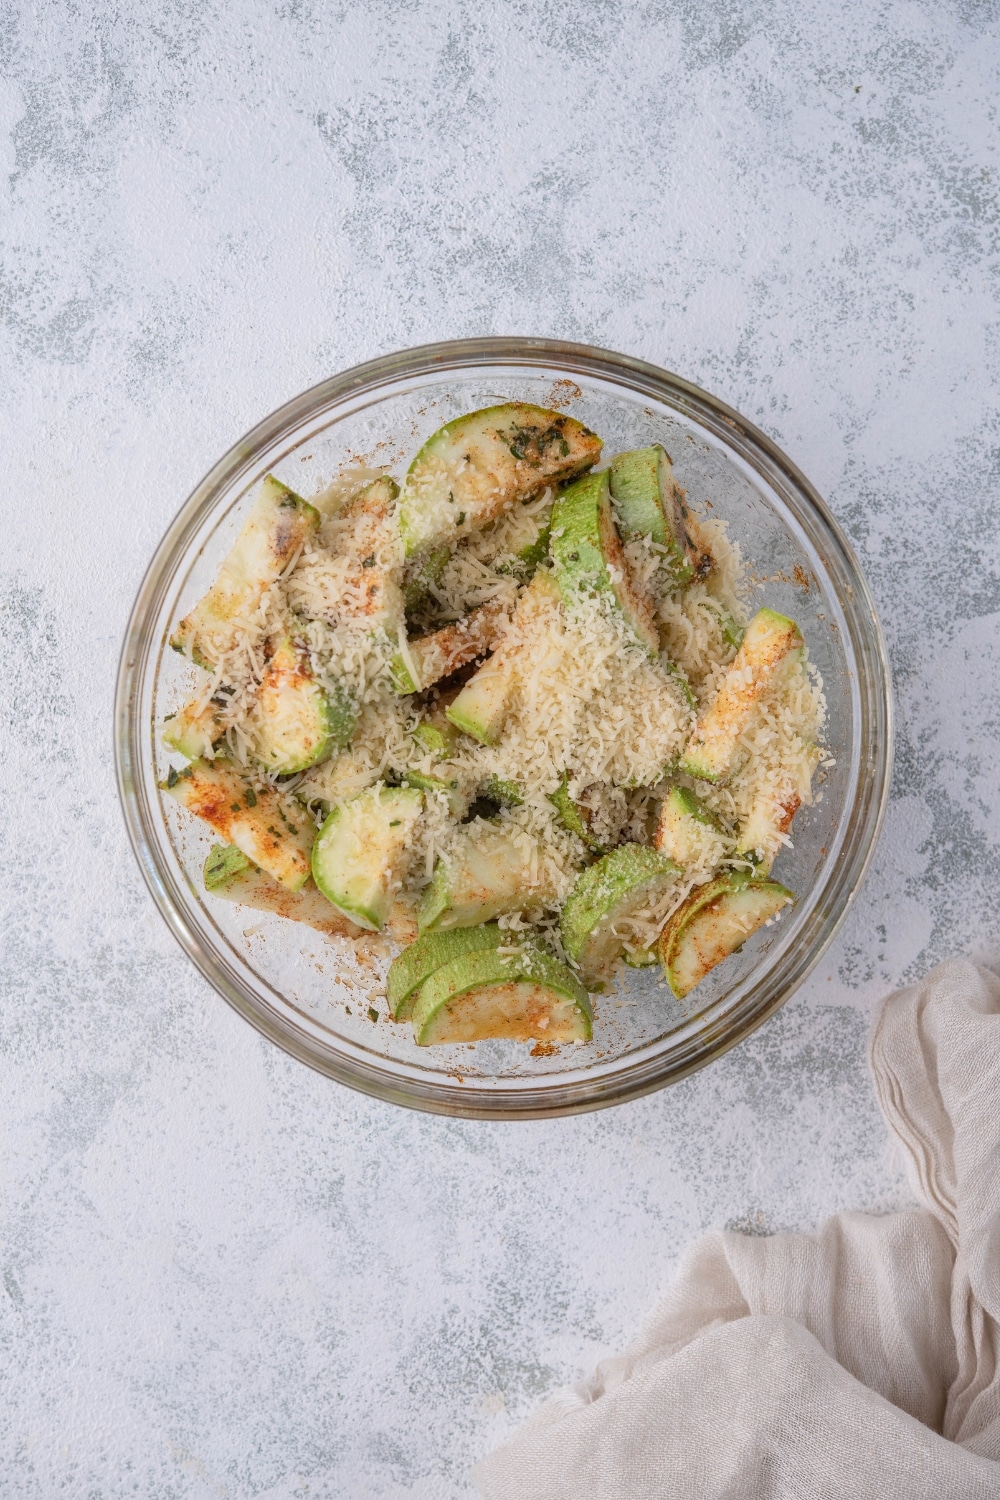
[{"left": 169, "top": 464, "right": 827, "bottom": 965}]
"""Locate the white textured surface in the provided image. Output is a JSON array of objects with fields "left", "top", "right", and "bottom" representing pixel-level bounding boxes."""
[{"left": 1, "top": 2, "right": 998, "bottom": 1494}]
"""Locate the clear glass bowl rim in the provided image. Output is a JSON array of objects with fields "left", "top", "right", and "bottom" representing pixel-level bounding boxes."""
[{"left": 114, "top": 336, "right": 893, "bottom": 1119}]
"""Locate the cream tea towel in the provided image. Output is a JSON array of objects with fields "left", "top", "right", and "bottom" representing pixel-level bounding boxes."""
[{"left": 473, "top": 959, "right": 1000, "bottom": 1499}]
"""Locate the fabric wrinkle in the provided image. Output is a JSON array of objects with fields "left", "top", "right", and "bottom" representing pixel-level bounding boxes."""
[{"left": 473, "top": 958, "right": 1000, "bottom": 1499}]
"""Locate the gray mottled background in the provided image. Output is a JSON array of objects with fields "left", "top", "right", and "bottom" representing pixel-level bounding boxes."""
[{"left": 2, "top": 1, "right": 999, "bottom": 1494}]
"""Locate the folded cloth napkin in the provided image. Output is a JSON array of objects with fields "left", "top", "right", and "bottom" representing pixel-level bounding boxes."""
[{"left": 473, "top": 958, "right": 1000, "bottom": 1499}]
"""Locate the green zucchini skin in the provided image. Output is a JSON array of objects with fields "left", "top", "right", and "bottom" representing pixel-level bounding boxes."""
[
  {"left": 411, "top": 719, "right": 460, "bottom": 757},
  {"left": 204, "top": 842, "right": 252, "bottom": 890},
  {"left": 385, "top": 924, "right": 504, "bottom": 1020},
  {"left": 550, "top": 471, "right": 659, "bottom": 655},
  {"left": 659, "top": 871, "right": 794, "bottom": 998},
  {"left": 162, "top": 758, "right": 316, "bottom": 891},
  {"left": 681, "top": 608, "right": 804, "bottom": 783},
  {"left": 403, "top": 546, "right": 451, "bottom": 618},
  {"left": 311, "top": 785, "right": 422, "bottom": 932},
  {"left": 171, "top": 476, "right": 319, "bottom": 666},
  {"left": 418, "top": 824, "right": 555, "bottom": 933},
  {"left": 410, "top": 942, "right": 592, "bottom": 1046},
  {"left": 163, "top": 698, "right": 224, "bottom": 761},
  {"left": 654, "top": 786, "right": 728, "bottom": 868},
  {"left": 560, "top": 843, "right": 682, "bottom": 984},
  {"left": 398, "top": 403, "right": 602, "bottom": 559},
  {"left": 251, "top": 637, "right": 353, "bottom": 775},
  {"left": 547, "top": 772, "right": 604, "bottom": 851},
  {"left": 609, "top": 445, "right": 709, "bottom": 589}
]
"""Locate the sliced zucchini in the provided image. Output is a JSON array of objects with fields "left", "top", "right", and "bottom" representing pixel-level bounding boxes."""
[
  {"left": 735, "top": 788, "right": 801, "bottom": 873},
  {"left": 250, "top": 637, "right": 354, "bottom": 774},
  {"left": 418, "top": 824, "right": 555, "bottom": 932},
  {"left": 444, "top": 651, "right": 517, "bottom": 746},
  {"left": 609, "top": 445, "right": 710, "bottom": 588},
  {"left": 411, "top": 718, "right": 460, "bottom": 758},
  {"left": 163, "top": 697, "right": 224, "bottom": 760},
  {"left": 403, "top": 768, "right": 465, "bottom": 819},
  {"left": 547, "top": 773, "right": 604, "bottom": 852},
  {"left": 311, "top": 785, "right": 422, "bottom": 932},
  {"left": 698, "top": 599, "right": 745, "bottom": 654},
  {"left": 659, "top": 872, "right": 795, "bottom": 998},
  {"left": 550, "top": 471, "right": 659, "bottom": 655},
  {"left": 403, "top": 768, "right": 455, "bottom": 794},
  {"left": 202, "top": 843, "right": 365, "bottom": 936},
  {"left": 444, "top": 568, "right": 559, "bottom": 744},
  {"left": 480, "top": 775, "right": 523, "bottom": 807},
  {"left": 399, "top": 403, "right": 601, "bottom": 558},
  {"left": 385, "top": 923, "right": 504, "bottom": 1019},
  {"left": 664, "top": 660, "right": 698, "bottom": 713},
  {"left": 171, "top": 476, "right": 319, "bottom": 666},
  {"left": 389, "top": 597, "right": 509, "bottom": 694},
  {"left": 720, "top": 610, "right": 745, "bottom": 653},
  {"left": 204, "top": 842, "right": 252, "bottom": 889},
  {"left": 334, "top": 475, "right": 404, "bottom": 629},
  {"left": 294, "top": 750, "right": 378, "bottom": 817},
  {"left": 496, "top": 522, "right": 552, "bottom": 579},
  {"left": 680, "top": 608, "right": 804, "bottom": 783},
  {"left": 560, "top": 843, "right": 681, "bottom": 984},
  {"left": 403, "top": 545, "right": 451, "bottom": 617},
  {"left": 654, "top": 786, "right": 728, "bottom": 869},
  {"left": 411, "top": 942, "right": 592, "bottom": 1046},
  {"left": 162, "top": 759, "right": 315, "bottom": 891},
  {"left": 623, "top": 945, "right": 659, "bottom": 968}
]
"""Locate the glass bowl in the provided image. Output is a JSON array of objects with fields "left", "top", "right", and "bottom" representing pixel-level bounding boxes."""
[{"left": 115, "top": 338, "right": 892, "bottom": 1119}]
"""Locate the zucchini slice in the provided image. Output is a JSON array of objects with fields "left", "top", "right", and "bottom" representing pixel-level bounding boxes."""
[
  {"left": 334, "top": 475, "right": 404, "bottom": 629},
  {"left": 411, "top": 717, "right": 460, "bottom": 758},
  {"left": 171, "top": 476, "right": 319, "bottom": 666},
  {"left": 547, "top": 772, "right": 604, "bottom": 852},
  {"left": 403, "top": 545, "right": 451, "bottom": 618},
  {"left": 560, "top": 843, "right": 682, "bottom": 984},
  {"left": 202, "top": 843, "right": 364, "bottom": 936},
  {"left": 410, "top": 942, "right": 592, "bottom": 1046},
  {"left": 162, "top": 759, "right": 315, "bottom": 891},
  {"left": 418, "top": 825, "right": 555, "bottom": 932},
  {"left": 680, "top": 608, "right": 804, "bottom": 783},
  {"left": 311, "top": 785, "right": 422, "bottom": 932},
  {"left": 735, "top": 788, "right": 801, "bottom": 874},
  {"left": 444, "top": 649, "right": 517, "bottom": 746},
  {"left": 389, "top": 596, "right": 510, "bottom": 694},
  {"left": 163, "top": 697, "right": 224, "bottom": 761},
  {"left": 398, "top": 403, "right": 601, "bottom": 558},
  {"left": 385, "top": 923, "right": 504, "bottom": 1020},
  {"left": 443, "top": 567, "right": 559, "bottom": 745},
  {"left": 659, "top": 871, "right": 795, "bottom": 998},
  {"left": 550, "top": 471, "right": 659, "bottom": 655},
  {"left": 480, "top": 775, "right": 523, "bottom": 808},
  {"left": 495, "top": 521, "right": 552, "bottom": 579},
  {"left": 402, "top": 768, "right": 466, "bottom": 819},
  {"left": 653, "top": 786, "right": 727, "bottom": 869},
  {"left": 623, "top": 945, "right": 659, "bottom": 968},
  {"left": 294, "top": 750, "right": 379, "bottom": 818},
  {"left": 204, "top": 842, "right": 251, "bottom": 888},
  {"left": 251, "top": 637, "right": 354, "bottom": 774},
  {"left": 609, "top": 445, "right": 709, "bottom": 587}
]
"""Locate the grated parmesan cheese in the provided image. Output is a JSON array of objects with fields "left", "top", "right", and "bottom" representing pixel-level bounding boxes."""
[{"left": 164, "top": 457, "right": 827, "bottom": 971}]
